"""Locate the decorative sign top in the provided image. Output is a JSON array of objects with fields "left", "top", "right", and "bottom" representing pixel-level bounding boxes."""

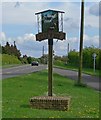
[
  {"left": 35, "top": 9, "right": 65, "bottom": 15},
  {"left": 35, "top": 9, "right": 66, "bottom": 41},
  {"left": 41, "top": 10, "right": 59, "bottom": 33}
]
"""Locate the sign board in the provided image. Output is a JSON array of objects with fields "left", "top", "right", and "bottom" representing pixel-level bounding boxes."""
[
  {"left": 92, "top": 53, "right": 97, "bottom": 58},
  {"left": 41, "top": 10, "right": 59, "bottom": 33},
  {"left": 36, "top": 32, "right": 66, "bottom": 41},
  {"left": 35, "top": 9, "right": 66, "bottom": 97},
  {"left": 36, "top": 32, "right": 48, "bottom": 41}
]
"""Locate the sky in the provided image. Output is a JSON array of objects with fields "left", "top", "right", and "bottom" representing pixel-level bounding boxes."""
[{"left": 0, "top": 0, "right": 100, "bottom": 58}]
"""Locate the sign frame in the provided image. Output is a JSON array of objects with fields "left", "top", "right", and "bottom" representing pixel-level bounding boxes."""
[{"left": 36, "top": 31, "right": 66, "bottom": 41}]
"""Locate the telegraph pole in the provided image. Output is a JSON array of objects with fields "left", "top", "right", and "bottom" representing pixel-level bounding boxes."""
[
  {"left": 42, "top": 46, "right": 44, "bottom": 64},
  {"left": 43, "top": 46, "right": 44, "bottom": 56},
  {"left": 67, "top": 43, "right": 69, "bottom": 64},
  {"left": 78, "top": 0, "right": 85, "bottom": 84},
  {"left": 67, "top": 43, "right": 69, "bottom": 56}
]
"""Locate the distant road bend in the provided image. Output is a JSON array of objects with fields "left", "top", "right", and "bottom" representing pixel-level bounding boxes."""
[
  {"left": 53, "top": 68, "right": 100, "bottom": 91},
  {"left": 0, "top": 64, "right": 100, "bottom": 91}
]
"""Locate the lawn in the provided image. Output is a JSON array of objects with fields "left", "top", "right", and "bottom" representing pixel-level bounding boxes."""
[{"left": 2, "top": 71, "right": 100, "bottom": 118}]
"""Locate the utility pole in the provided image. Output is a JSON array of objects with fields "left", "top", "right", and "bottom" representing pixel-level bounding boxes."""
[
  {"left": 67, "top": 43, "right": 69, "bottom": 64},
  {"left": 67, "top": 43, "right": 69, "bottom": 56},
  {"left": 42, "top": 46, "right": 44, "bottom": 64},
  {"left": 78, "top": 0, "right": 85, "bottom": 84},
  {"left": 14, "top": 41, "right": 16, "bottom": 47}
]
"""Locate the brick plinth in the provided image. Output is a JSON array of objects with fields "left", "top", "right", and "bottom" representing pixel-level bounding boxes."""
[{"left": 30, "top": 96, "right": 70, "bottom": 111}]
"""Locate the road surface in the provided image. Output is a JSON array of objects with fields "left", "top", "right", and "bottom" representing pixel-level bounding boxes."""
[
  {"left": 1, "top": 64, "right": 47, "bottom": 79},
  {"left": 53, "top": 68, "right": 100, "bottom": 91},
  {"left": 0, "top": 64, "right": 100, "bottom": 91}
]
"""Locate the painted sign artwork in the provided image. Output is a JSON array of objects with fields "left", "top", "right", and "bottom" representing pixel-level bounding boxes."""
[{"left": 41, "top": 10, "right": 59, "bottom": 33}]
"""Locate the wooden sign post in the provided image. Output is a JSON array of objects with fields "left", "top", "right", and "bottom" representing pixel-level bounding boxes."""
[
  {"left": 35, "top": 10, "right": 66, "bottom": 96},
  {"left": 48, "top": 39, "right": 53, "bottom": 96},
  {"left": 30, "top": 9, "right": 70, "bottom": 111}
]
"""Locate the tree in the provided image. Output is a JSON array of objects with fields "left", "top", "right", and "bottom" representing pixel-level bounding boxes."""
[
  {"left": 40, "top": 54, "right": 48, "bottom": 64},
  {"left": 83, "top": 46, "right": 100, "bottom": 69},
  {"left": 27, "top": 56, "right": 32, "bottom": 64},
  {"left": 22, "top": 55, "right": 28, "bottom": 64},
  {"left": 68, "top": 51, "right": 79, "bottom": 66},
  {"left": 0, "top": 44, "right": 2, "bottom": 53},
  {"left": 4, "top": 42, "right": 11, "bottom": 55},
  {"left": 1, "top": 41, "right": 21, "bottom": 59}
]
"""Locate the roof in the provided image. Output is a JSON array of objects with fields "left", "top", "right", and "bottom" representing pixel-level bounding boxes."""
[{"left": 35, "top": 9, "right": 65, "bottom": 15}]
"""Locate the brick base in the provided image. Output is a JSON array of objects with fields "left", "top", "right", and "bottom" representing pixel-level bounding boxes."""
[{"left": 30, "top": 96, "right": 70, "bottom": 111}]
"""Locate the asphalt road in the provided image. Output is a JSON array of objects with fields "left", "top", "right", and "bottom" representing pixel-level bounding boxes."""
[
  {"left": 0, "top": 64, "right": 100, "bottom": 91},
  {"left": 53, "top": 68, "right": 100, "bottom": 91},
  {"left": 1, "top": 64, "right": 47, "bottom": 79}
]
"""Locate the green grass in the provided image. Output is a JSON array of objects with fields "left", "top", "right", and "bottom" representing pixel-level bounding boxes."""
[
  {"left": 2, "top": 71, "right": 100, "bottom": 118},
  {"left": 53, "top": 62, "right": 100, "bottom": 77},
  {"left": 0, "top": 54, "right": 21, "bottom": 66}
]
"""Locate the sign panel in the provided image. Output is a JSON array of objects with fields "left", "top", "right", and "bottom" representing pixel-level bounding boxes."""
[
  {"left": 36, "top": 32, "right": 66, "bottom": 41},
  {"left": 92, "top": 53, "right": 97, "bottom": 58},
  {"left": 41, "top": 10, "right": 59, "bottom": 33},
  {"left": 36, "top": 32, "right": 48, "bottom": 41}
]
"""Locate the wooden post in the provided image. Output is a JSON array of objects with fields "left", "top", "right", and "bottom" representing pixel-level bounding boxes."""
[
  {"left": 43, "top": 46, "right": 44, "bottom": 64},
  {"left": 78, "top": 0, "right": 84, "bottom": 84},
  {"left": 48, "top": 39, "right": 53, "bottom": 96}
]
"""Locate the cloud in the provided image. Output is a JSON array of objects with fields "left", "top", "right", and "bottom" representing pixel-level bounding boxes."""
[
  {"left": 84, "top": 3, "right": 99, "bottom": 28},
  {"left": 2, "top": 0, "right": 100, "bottom": 2},
  {"left": 64, "top": 17, "right": 71, "bottom": 22},
  {"left": 2, "top": 2, "right": 49, "bottom": 25},
  {"left": 100, "top": 2, "right": 101, "bottom": 16},
  {"left": 0, "top": 4, "right": 2, "bottom": 25},
  {"left": 0, "top": 32, "right": 6, "bottom": 44},
  {"left": 14, "top": 2, "right": 21, "bottom": 8},
  {"left": 0, "top": 32, "right": 46, "bottom": 57},
  {"left": 83, "top": 34, "right": 99, "bottom": 48},
  {"left": 0, "top": 32, "right": 99, "bottom": 57},
  {"left": 89, "top": 3, "right": 99, "bottom": 16},
  {"left": 1, "top": 2, "right": 99, "bottom": 56},
  {"left": 2, "top": 1, "right": 99, "bottom": 33},
  {"left": 64, "top": 17, "right": 80, "bottom": 33},
  {"left": 54, "top": 34, "right": 99, "bottom": 56}
]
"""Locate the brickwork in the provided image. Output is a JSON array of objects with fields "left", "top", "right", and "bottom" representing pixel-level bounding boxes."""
[{"left": 30, "top": 96, "right": 70, "bottom": 111}]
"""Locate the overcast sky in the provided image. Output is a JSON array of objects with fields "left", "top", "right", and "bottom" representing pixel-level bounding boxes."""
[{"left": 0, "top": 0, "right": 100, "bottom": 57}]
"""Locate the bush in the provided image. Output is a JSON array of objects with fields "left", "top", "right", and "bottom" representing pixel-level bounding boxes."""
[{"left": 2, "top": 54, "right": 21, "bottom": 65}]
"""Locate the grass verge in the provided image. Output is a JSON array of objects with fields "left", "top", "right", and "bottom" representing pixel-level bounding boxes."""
[
  {"left": 0, "top": 54, "right": 21, "bottom": 67},
  {"left": 2, "top": 71, "right": 100, "bottom": 118}
]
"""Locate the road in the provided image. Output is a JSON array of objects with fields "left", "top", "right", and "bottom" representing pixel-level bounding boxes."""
[
  {"left": 0, "top": 64, "right": 100, "bottom": 91},
  {"left": 53, "top": 68, "right": 100, "bottom": 91},
  {"left": 1, "top": 64, "right": 47, "bottom": 79}
]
